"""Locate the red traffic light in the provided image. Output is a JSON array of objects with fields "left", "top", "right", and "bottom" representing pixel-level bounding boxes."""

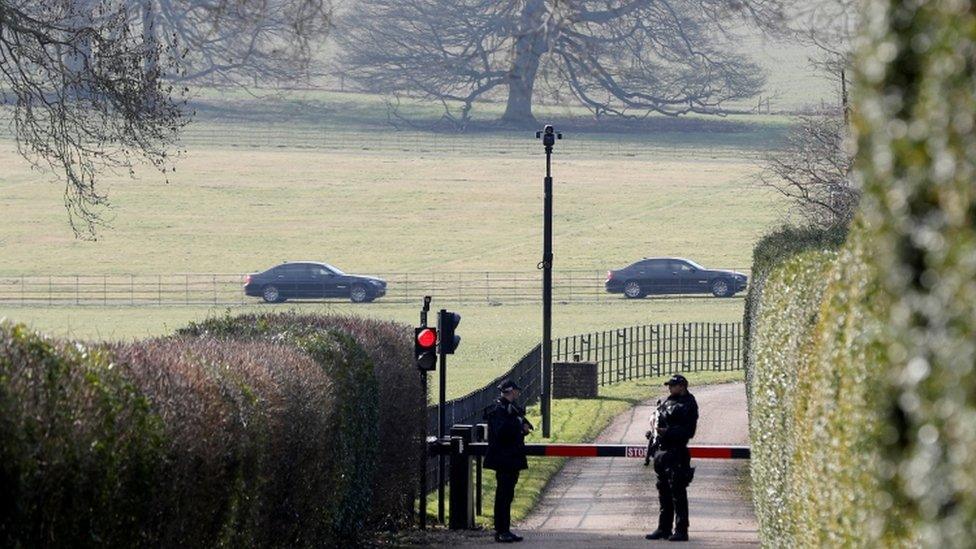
[{"left": 417, "top": 327, "right": 437, "bottom": 348}]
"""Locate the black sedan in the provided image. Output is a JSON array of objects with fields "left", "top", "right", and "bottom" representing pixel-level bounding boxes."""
[
  {"left": 244, "top": 262, "right": 387, "bottom": 303},
  {"left": 605, "top": 257, "right": 747, "bottom": 298}
]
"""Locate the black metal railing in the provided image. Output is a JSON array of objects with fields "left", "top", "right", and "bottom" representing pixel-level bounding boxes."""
[
  {"left": 553, "top": 322, "right": 744, "bottom": 385},
  {"left": 424, "top": 345, "right": 541, "bottom": 493}
]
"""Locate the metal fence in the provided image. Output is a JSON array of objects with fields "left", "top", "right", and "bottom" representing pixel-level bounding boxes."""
[
  {"left": 424, "top": 345, "right": 541, "bottom": 492},
  {"left": 0, "top": 269, "right": 749, "bottom": 307},
  {"left": 423, "top": 320, "right": 744, "bottom": 492},
  {"left": 553, "top": 321, "right": 744, "bottom": 385}
]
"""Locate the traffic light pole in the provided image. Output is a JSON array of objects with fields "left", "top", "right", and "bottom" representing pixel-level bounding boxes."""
[
  {"left": 537, "top": 125, "right": 560, "bottom": 439},
  {"left": 437, "top": 311, "right": 447, "bottom": 524},
  {"left": 419, "top": 296, "right": 431, "bottom": 530}
]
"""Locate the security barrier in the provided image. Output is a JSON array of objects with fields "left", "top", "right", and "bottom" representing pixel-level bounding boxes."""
[{"left": 432, "top": 424, "right": 751, "bottom": 530}]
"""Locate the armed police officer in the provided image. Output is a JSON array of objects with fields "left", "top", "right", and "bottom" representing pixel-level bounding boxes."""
[
  {"left": 483, "top": 379, "right": 533, "bottom": 543},
  {"left": 646, "top": 374, "right": 699, "bottom": 542}
]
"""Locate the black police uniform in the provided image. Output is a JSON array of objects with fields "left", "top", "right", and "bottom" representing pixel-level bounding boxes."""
[
  {"left": 652, "top": 390, "right": 699, "bottom": 537},
  {"left": 483, "top": 395, "right": 530, "bottom": 538}
]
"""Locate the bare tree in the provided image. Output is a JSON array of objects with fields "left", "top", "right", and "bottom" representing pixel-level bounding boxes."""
[
  {"left": 787, "top": 0, "right": 858, "bottom": 121},
  {"left": 336, "top": 0, "right": 789, "bottom": 126},
  {"left": 137, "top": 0, "right": 333, "bottom": 88},
  {"left": 1, "top": 0, "right": 189, "bottom": 236},
  {"left": 759, "top": 113, "right": 857, "bottom": 229},
  {"left": 1, "top": 0, "right": 334, "bottom": 236}
]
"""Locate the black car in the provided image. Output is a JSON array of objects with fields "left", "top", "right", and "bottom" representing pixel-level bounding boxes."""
[
  {"left": 244, "top": 262, "right": 387, "bottom": 303},
  {"left": 605, "top": 257, "right": 747, "bottom": 298}
]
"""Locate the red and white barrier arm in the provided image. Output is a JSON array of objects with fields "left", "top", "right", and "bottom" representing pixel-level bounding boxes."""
[{"left": 452, "top": 442, "right": 750, "bottom": 460}]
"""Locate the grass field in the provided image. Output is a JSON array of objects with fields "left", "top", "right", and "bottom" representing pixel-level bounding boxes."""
[
  {"left": 0, "top": 122, "right": 783, "bottom": 275},
  {"left": 1, "top": 89, "right": 788, "bottom": 397},
  {"left": 0, "top": 299, "right": 746, "bottom": 399}
]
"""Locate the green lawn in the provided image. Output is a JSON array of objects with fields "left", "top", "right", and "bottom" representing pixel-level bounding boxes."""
[
  {"left": 1, "top": 90, "right": 781, "bottom": 397},
  {"left": 0, "top": 299, "right": 746, "bottom": 399}
]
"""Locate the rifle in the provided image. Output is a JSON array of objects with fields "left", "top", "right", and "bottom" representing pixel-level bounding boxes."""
[{"left": 644, "top": 399, "right": 663, "bottom": 466}]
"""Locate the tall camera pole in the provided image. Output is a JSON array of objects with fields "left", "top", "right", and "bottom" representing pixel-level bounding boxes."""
[{"left": 536, "top": 125, "right": 561, "bottom": 438}]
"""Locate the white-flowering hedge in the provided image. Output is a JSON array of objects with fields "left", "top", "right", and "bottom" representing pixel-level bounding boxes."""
[
  {"left": 852, "top": 0, "right": 976, "bottom": 544},
  {"left": 747, "top": 250, "right": 837, "bottom": 546},
  {"left": 749, "top": 1, "right": 976, "bottom": 545}
]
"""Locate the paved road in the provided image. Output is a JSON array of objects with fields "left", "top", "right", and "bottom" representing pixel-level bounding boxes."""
[{"left": 461, "top": 383, "right": 756, "bottom": 548}]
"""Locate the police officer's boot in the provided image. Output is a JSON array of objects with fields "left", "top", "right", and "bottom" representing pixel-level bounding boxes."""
[
  {"left": 668, "top": 531, "right": 688, "bottom": 542},
  {"left": 645, "top": 528, "right": 672, "bottom": 540}
]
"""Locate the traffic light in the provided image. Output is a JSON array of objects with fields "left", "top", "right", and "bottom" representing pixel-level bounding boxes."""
[
  {"left": 415, "top": 327, "right": 437, "bottom": 371},
  {"left": 438, "top": 309, "right": 461, "bottom": 355}
]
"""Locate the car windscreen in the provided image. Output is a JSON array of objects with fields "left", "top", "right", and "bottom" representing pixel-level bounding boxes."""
[
  {"left": 684, "top": 259, "right": 706, "bottom": 270},
  {"left": 323, "top": 264, "right": 345, "bottom": 275}
]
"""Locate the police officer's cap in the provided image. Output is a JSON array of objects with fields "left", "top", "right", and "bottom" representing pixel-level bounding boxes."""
[
  {"left": 498, "top": 379, "right": 522, "bottom": 392},
  {"left": 664, "top": 374, "right": 689, "bottom": 386}
]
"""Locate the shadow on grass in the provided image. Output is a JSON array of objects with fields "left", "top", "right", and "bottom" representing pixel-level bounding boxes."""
[{"left": 187, "top": 91, "right": 788, "bottom": 144}]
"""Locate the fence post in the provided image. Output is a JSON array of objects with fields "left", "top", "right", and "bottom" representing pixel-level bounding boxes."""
[
  {"left": 21, "top": 276, "right": 25, "bottom": 305},
  {"left": 75, "top": 275, "right": 79, "bottom": 305},
  {"left": 158, "top": 275, "right": 162, "bottom": 305},
  {"left": 48, "top": 276, "right": 52, "bottom": 305},
  {"left": 185, "top": 275, "right": 189, "bottom": 305},
  {"left": 485, "top": 272, "right": 490, "bottom": 304},
  {"left": 103, "top": 275, "right": 107, "bottom": 306},
  {"left": 213, "top": 275, "right": 217, "bottom": 305}
]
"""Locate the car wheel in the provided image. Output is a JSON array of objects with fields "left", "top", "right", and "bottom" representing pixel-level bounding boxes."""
[
  {"left": 711, "top": 278, "right": 732, "bottom": 298},
  {"left": 262, "top": 285, "right": 283, "bottom": 303},
  {"left": 349, "top": 284, "right": 369, "bottom": 303},
  {"left": 623, "top": 280, "right": 643, "bottom": 299}
]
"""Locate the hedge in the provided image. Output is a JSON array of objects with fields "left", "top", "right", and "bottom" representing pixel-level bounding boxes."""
[
  {"left": 747, "top": 251, "right": 835, "bottom": 543},
  {"left": 742, "top": 224, "right": 848, "bottom": 414},
  {"left": 0, "top": 323, "right": 165, "bottom": 547},
  {"left": 748, "top": 0, "right": 976, "bottom": 545},
  {"left": 112, "top": 337, "right": 339, "bottom": 547},
  {"left": 850, "top": 0, "right": 976, "bottom": 543},
  {"left": 1, "top": 312, "right": 423, "bottom": 547},
  {"left": 178, "top": 312, "right": 426, "bottom": 531}
]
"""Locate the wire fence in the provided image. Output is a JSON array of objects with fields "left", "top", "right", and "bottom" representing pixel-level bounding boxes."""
[
  {"left": 423, "top": 320, "right": 744, "bottom": 492},
  {"left": 0, "top": 269, "right": 749, "bottom": 307}
]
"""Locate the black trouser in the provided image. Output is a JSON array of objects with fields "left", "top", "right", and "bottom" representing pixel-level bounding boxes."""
[
  {"left": 494, "top": 469, "right": 521, "bottom": 534},
  {"left": 653, "top": 447, "right": 691, "bottom": 533}
]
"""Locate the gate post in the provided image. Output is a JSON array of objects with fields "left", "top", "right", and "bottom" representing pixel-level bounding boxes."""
[
  {"left": 449, "top": 424, "right": 476, "bottom": 530},
  {"left": 475, "top": 423, "right": 487, "bottom": 515}
]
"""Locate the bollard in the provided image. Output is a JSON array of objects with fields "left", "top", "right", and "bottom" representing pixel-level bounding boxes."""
[
  {"left": 475, "top": 423, "right": 488, "bottom": 516},
  {"left": 449, "top": 424, "right": 476, "bottom": 530}
]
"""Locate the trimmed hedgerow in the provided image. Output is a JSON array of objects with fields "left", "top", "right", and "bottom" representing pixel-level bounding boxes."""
[
  {"left": 849, "top": 0, "right": 976, "bottom": 544},
  {"left": 0, "top": 323, "right": 165, "bottom": 548},
  {"left": 113, "top": 337, "right": 337, "bottom": 547},
  {"left": 742, "top": 224, "right": 848, "bottom": 414},
  {"left": 178, "top": 312, "right": 425, "bottom": 531},
  {"left": 749, "top": 2, "right": 976, "bottom": 545},
  {"left": 0, "top": 323, "right": 343, "bottom": 547},
  {"left": 747, "top": 250, "right": 837, "bottom": 544},
  {"left": 0, "top": 312, "right": 417, "bottom": 547}
]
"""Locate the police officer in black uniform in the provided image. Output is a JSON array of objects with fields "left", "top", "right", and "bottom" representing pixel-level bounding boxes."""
[
  {"left": 483, "top": 379, "right": 532, "bottom": 543},
  {"left": 646, "top": 374, "right": 699, "bottom": 542}
]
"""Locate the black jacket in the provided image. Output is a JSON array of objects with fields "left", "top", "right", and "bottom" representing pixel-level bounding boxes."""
[
  {"left": 658, "top": 392, "right": 699, "bottom": 450},
  {"left": 483, "top": 398, "right": 530, "bottom": 471}
]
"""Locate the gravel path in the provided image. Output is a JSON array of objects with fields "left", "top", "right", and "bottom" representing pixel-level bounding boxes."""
[{"left": 459, "top": 382, "right": 756, "bottom": 548}]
